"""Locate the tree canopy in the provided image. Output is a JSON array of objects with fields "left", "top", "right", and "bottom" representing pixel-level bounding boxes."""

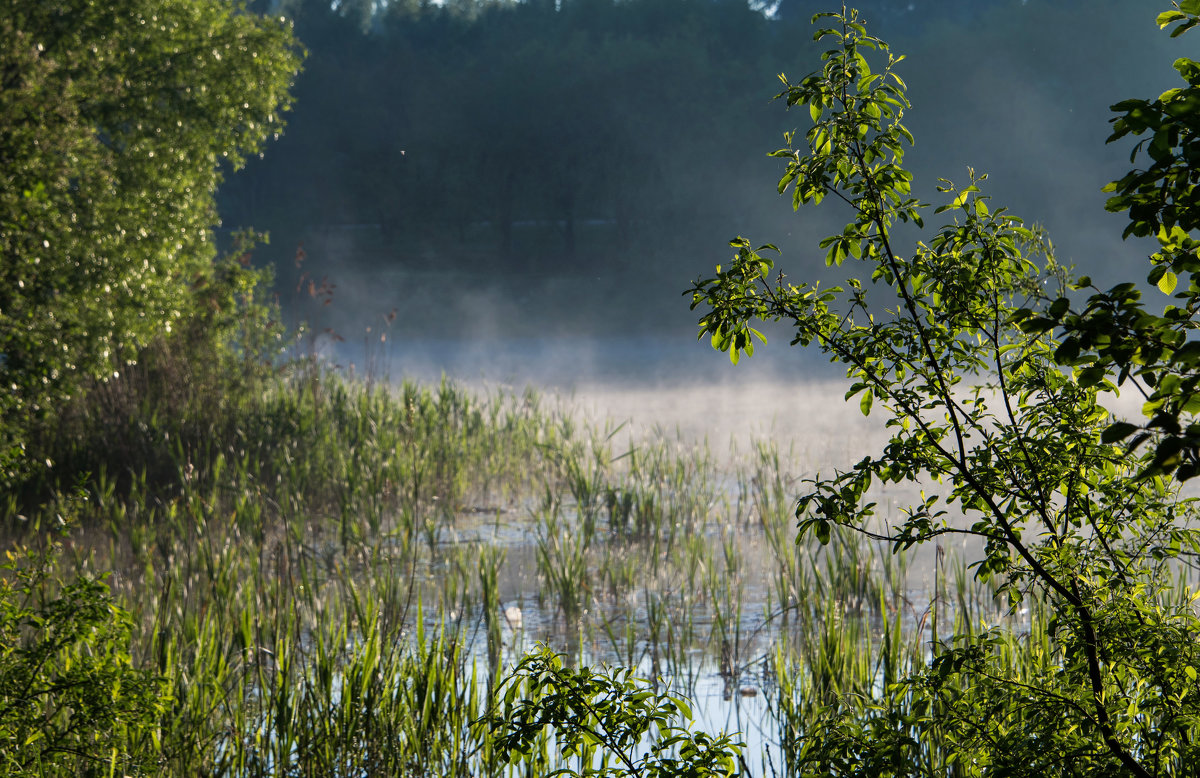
[{"left": 0, "top": 0, "right": 300, "bottom": 481}]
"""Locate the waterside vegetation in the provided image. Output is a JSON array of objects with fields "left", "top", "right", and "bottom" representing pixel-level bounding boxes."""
[{"left": 1, "top": 355, "right": 1037, "bottom": 776}]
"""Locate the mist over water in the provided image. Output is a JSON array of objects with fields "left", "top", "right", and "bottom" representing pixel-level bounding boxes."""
[{"left": 230, "top": 0, "right": 1178, "bottom": 367}]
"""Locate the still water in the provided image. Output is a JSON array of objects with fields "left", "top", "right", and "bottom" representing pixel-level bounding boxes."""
[{"left": 335, "top": 334, "right": 1023, "bottom": 768}]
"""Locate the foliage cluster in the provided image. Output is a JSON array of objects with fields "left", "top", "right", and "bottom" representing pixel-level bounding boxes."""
[
  {"left": 0, "top": 0, "right": 301, "bottom": 487},
  {"left": 491, "top": 646, "right": 745, "bottom": 777},
  {"left": 0, "top": 533, "right": 165, "bottom": 777},
  {"left": 1048, "top": 2, "right": 1200, "bottom": 480},
  {"left": 690, "top": 3, "right": 1200, "bottom": 775}
]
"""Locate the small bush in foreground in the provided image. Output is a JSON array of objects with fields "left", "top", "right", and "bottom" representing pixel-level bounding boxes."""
[
  {"left": 491, "top": 645, "right": 746, "bottom": 777},
  {"left": 0, "top": 533, "right": 166, "bottom": 776}
]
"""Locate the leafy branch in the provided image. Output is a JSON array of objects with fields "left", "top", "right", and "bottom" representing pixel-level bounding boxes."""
[{"left": 688, "top": 5, "right": 1200, "bottom": 775}]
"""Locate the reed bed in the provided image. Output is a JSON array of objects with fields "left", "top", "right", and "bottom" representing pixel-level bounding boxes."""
[{"left": 1, "top": 371, "right": 1033, "bottom": 776}]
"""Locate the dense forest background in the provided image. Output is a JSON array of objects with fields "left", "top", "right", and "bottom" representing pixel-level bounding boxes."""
[{"left": 219, "top": 0, "right": 1176, "bottom": 342}]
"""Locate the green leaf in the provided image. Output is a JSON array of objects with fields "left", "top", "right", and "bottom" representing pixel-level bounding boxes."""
[
  {"left": 1158, "top": 270, "right": 1179, "bottom": 295},
  {"left": 860, "top": 389, "right": 873, "bottom": 416},
  {"left": 1101, "top": 421, "right": 1140, "bottom": 444},
  {"left": 1054, "top": 337, "right": 1081, "bottom": 364},
  {"left": 814, "top": 519, "right": 831, "bottom": 544},
  {"left": 1171, "top": 341, "right": 1200, "bottom": 366},
  {"left": 1158, "top": 10, "right": 1187, "bottom": 28},
  {"left": 1171, "top": 19, "right": 1200, "bottom": 37}
]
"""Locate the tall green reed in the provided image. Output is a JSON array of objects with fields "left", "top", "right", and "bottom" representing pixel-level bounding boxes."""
[{"left": 2, "top": 366, "right": 1069, "bottom": 777}]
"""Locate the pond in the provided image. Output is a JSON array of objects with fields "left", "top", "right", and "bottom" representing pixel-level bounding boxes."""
[{"left": 19, "top": 334, "right": 1055, "bottom": 775}]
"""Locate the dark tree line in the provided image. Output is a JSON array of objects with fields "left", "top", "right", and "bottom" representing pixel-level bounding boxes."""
[
  {"left": 218, "top": 0, "right": 1162, "bottom": 304},
  {"left": 222, "top": 0, "right": 799, "bottom": 278}
]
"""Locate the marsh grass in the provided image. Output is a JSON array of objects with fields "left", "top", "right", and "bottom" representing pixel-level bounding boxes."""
[{"left": 1, "top": 370, "right": 1030, "bottom": 776}]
